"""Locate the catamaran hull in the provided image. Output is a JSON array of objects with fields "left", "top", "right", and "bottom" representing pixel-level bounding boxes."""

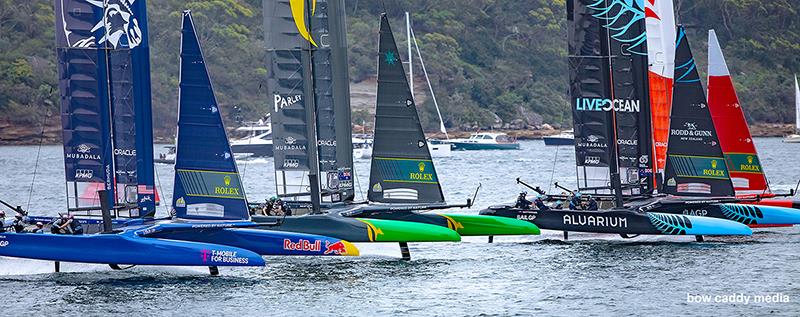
[
  {"left": 0, "top": 232, "right": 265, "bottom": 266},
  {"left": 652, "top": 203, "right": 800, "bottom": 226},
  {"left": 251, "top": 214, "right": 460, "bottom": 243},
  {"left": 148, "top": 228, "right": 359, "bottom": 256},
  {"left": 480, "top": 207, "right": 752, "bottom": 236},
  {"left": 350, "top": 211, "right": 540, "bottom": 236}
]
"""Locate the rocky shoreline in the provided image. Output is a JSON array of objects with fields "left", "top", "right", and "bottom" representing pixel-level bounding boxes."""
[{"left": 0, "top": 120, "right": 795, "bottom": 145}]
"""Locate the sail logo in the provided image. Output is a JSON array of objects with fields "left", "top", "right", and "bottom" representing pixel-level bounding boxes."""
[
  {"left": 282, "top": 159, "right": 300, "bottom": 168},
  {"left": 275, "top": 137, "right": 306, "bottom": 152},
  {"left": 738, "top": 155, "right": 761, "bottom": 172},
  {"left": 702, "top": 160, "right": 726, "bottom": 178},
  {"left": 409, "top": 162, "right": 434, "bottom": 181},
  {"left": 576, "top": 98, "right": 640, "bottom": 112},
  {"left": 286, "top": 137, "right": 297, "bottom": 145},
  {"left": 62, "top": 0, "right": 143, "bottom": 49},
  {"left": 726, "top": 153, "right": 762, "bottom": 173},
  {"left": 77, "top": 144, "right": 91, "bottom": 153},
  {"left": 68, "top": 144, "right": 101, "bottom": 160},
  {"left": 563, "top": 214, "right": 628, "bottom": 228},
  {"left": 114, "top": 148, "right": 136, "bottom": 156},
  {"left": 618, "top": 139, "right": 638, "bottom": 146},
  {"left": 274, "top": 94, "right": 302, "bottom": 112},
  {"left": 385, "top": 50, "right": 398, "bottom": 65},
  {"left": 318, "top": 139, "right": 336, "bottom": 147},
  {"left": 75, "top": 169, "right": 94, "bottom": 179},
  {"left": 671, "top": 122, "right": 712, "bottom": 138},
  {"left": 577, "top": 135, "right": 607, "bottom": 149},
  {"left": 289, "top": 0, "right": 318, "bottom": 47},
  {"left": 584, "top": 156, "right": 601, "bottom": 165},
  {"left": 214, "top": 175, "right": 241, "bottom": 197}
]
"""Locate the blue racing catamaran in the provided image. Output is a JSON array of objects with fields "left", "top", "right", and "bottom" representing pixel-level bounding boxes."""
[{"left": 0, "top": 2, "right": 357, "bottom": 275}]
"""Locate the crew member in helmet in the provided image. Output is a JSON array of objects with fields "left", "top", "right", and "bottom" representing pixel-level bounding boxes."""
[
  {"left": 569, "top": 192, "right": 582, "bottom": 210},
  {"left": 586, "top": 195, "right": 599, "bottom": 211},
  {"left": 0, "top": 210, "right": 6, "bottom": 233},
  {"left": 31, "top": 222, "right": 44, "bottom": 233},
  {"left": 68, "top": 214, "right": 83, "bottom": 235},
  {"left": 515, "top": 192, "right": 533, "bottom": 209},
  {"left": 11, "top": 213, "right": 26, "bottom": 233},
  {"left": 51, "top": 214, "right": 72, "bottom": 234},
  {"left": 272, "top": 199, "right": 292, "bottom": 216},
  {"left": 534, "top": 194, "right": 549, "bottom": 211}
]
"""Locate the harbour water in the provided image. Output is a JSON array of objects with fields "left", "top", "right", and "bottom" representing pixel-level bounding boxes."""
[{"left": 0, "top": 139, "right": 798, "bottom": 316}]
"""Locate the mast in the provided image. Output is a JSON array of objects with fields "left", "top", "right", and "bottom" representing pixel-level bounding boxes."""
[
  {"left": 406, "top": 12, "right": 413, "bottom": 96},
  {"left": 302, "top": 0, "right": 322, "bottom": 212}
]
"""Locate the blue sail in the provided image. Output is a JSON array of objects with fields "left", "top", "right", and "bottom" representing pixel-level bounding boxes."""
[
  {"left": 172, "top": 11, "right": 250, "bottom": 221},
  {"left": 55, "top": 0, "right": 156, "bottom": 217}
]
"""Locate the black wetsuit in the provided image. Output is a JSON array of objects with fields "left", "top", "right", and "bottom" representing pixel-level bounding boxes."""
[
  {"left": 569, "top": 196, "right": 582, "bottom": 210},
  {"left": 12, "top": 218, "right": 25, "bottom": 233},
  {"left": 515, "top": 195, "right": 533, "bottom": 209},
  {"left": 534, "top": 198, "right": 549, "bottom": 211},
  {"left": 587, "top": 199, "right": 599, "bottom": 211},
  {"left": 69, "top": 220, "right": 83, "bottom": 235}
]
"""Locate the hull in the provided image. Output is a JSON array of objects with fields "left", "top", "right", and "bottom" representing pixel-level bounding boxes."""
[
  {"left": 149, "top": 227, "right": 359, "bottom": 256},
  {"left": 653, "top": 202, "right": 800, "bottom": 226},
  {"left": 428, "top": 142, "right": 452, "bottom": 157},
  {"left": 0, "top": 231, "right": 265, "bottom": 266},
  {"left": 450, "top": 142, "right": 520, "bottom": 151},
  {"left": 782, "top": 135, "right": 800, "bottom": 143},
  {"left": 230, "top": 143, "right": 274, "bottom": 157},
  {"left": 251, "top": 213, "right": 460, "bottom": 243},
  {"left": 543, "top": 137, "right": 574, "bottom": 146},
  {"left": 352, "top": 210, "right": 540, "bottom": 236},
  {"left": 480, "top": 206, "right": 752, "bottom": 236}
]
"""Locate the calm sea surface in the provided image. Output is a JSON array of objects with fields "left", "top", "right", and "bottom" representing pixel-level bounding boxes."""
[{"left": 0, "top": 139, "right": 798, "bottom": 316}]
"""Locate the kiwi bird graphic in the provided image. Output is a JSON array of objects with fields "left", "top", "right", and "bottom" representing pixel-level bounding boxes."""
[{"left": 290, "top": 0, "right": 318, "bottom": 47}]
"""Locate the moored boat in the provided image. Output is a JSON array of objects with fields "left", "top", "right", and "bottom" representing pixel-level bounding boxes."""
[
  {"left": 448, "top": 132, "right": 520, "bottom": 150},
  {"left": 783, "top": 75, "right": 800, "bottom": 143},
  {"left": 543, "top": 129, "right": 574, "bottom": 146}
]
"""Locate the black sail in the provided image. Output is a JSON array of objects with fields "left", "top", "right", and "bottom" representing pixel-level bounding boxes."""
[
  {"left": 662, "top": 26, "right": 734, "bottom": 197},
  {"left": 310, "top": 0, "right": 355, "bottom": 203},
  {"left": 367, "top": 15, "right": 445, "bottom": 204},
  {"left": 569, "top": 0, "right": 654, "bottom": 196},
  {"left": 265, "top": 0, "right": 320, "bottom": 205}
]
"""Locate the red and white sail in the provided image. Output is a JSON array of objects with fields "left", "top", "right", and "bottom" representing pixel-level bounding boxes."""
[
  {"left": 645, "top": 0, "right": 676, "bottom": 181},
  {"left": 707, "top": 29, "right": 770, "bottom": 196}
]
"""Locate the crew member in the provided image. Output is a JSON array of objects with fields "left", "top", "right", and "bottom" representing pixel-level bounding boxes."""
[
  {"left": 586, "top": 195, "right": 599, "bottom": 211},
  {"left": 569, "top": 192, "right": 582, "bottom": 210},
  {"left": 31, "top": 222, "right": 44, "bottom": 234},
  {"left": 51, "top": 214, "right": 72, "bottom": 234},
  {"left": 534, "top": 194, "right": 549, "bottom": 211},
  {"left": 272, "top": 199, "right": 292, "bottom": 216},
  {"left": 515, "top": 192, "right": 533, "bottom": 209},
  {"left": 11, "top": 213, "right": 26, "bottom": 233},
  {"left": 0, "top": 210, "right": 6, "bottom": 233},
  {"left": 68, "top": 214, "right": 83, "bottom": 235}
]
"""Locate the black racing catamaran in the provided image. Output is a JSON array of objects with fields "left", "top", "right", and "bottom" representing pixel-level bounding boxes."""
[
  {"left": 339, "top": 14, "right": 540, "bottom": 239},
  {"left": 251, "top": 0, "right": 462, "bottom": 249},
  {"left": 480, "top": 0, "right": 752, "bottom": 239}
]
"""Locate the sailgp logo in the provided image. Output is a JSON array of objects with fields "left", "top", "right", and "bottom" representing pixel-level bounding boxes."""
[
  {"left": 61, "top": 0, "right": 143, "bottom": 49},
  {"left": 576, "top": 98, "right": 640, "bottom": 112},
  {"left": 274, "top": 94, "right": 302, "bottom": 112}
]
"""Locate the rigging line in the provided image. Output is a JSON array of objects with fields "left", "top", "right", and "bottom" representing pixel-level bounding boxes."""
[
  {"left": 548, "top": 144, "right": 560, "bottom": 194},
  {"left": 353, "top": 161, "right": 364, "bottom": 201},
  {"left": 26, "top": 110, "right": 51, "bottom": 211},
  {"left": 410, "top": 26, "right": 448, "bottom": 139},
  {"left": 153, "top": 159, "right": 167, "bottom": 215}
]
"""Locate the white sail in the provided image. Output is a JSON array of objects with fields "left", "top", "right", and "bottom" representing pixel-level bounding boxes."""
[{"left": 795, "top": 74, "right": 799, "bottom": 132}]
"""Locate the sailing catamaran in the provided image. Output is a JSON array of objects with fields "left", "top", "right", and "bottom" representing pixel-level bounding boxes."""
[
  {"left": 784, "top": 75, "right": 800, "bottom": 143},
  {"left": 480, "top": 1, "right": 754, "bottom": 239},
  {"left": 251, "top": 0, "right": 462, "bottom": 252},
  {"left": 339, "top": 14, "right": 539, "bottom": 239}
]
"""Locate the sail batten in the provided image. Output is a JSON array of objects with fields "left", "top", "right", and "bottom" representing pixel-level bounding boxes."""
[
  {"left": 171, "top": 11, "right": 249, "bottom": 221},
  {"left": 367, "top": 14, "right": 444, "bottom": 204}
]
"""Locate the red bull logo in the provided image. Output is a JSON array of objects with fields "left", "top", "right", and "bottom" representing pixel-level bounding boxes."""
[
  {"left": 283, "top": 239, "right": 321, "bottom": 252},
  {"left": 324, "top": 241, "right": 347, "bottom": 255}
]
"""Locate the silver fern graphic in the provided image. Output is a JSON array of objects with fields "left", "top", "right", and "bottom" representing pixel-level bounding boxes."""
[
  {"left": 648, "top": 213, "right": 693, "bottom": 235},
  {"left": 588, "top": 0, "right": 647, "bottom": 55},
  {"left": 719, "top": 204, "right": 763, "bottom": 225}
]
